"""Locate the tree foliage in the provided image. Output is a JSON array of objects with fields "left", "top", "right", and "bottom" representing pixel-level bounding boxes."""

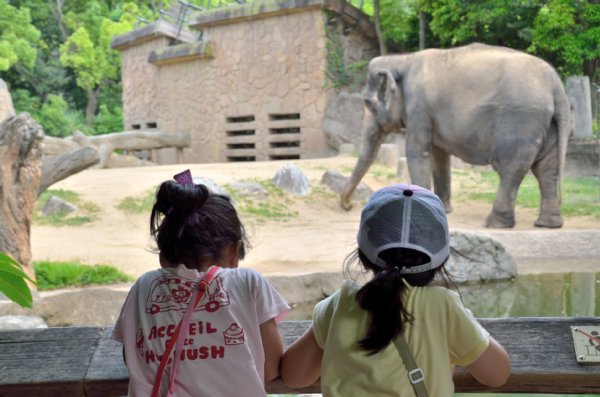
[
  {"left": 361, "top": 0, "right": 598, "bottom": 82},
  {"left": 529, "top": 0, "right": 600, "bottom": 77},
  {"left": 1, "top": 0, "right": 598, "bottom": 138},
  {"left": 421, "top": 0, "right": 540, "bottom": 49},
  {"left": 0, "top": 1, "right": 41, "bottom": 71}
]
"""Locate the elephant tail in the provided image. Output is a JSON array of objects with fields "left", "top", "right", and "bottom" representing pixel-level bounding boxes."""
[{"left": 553, "top": 81, "right": 572, "bottom": 205}]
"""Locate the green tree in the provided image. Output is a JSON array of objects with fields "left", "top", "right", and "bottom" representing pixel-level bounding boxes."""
[
  {"left": 59, "top": 1, "right": 135, "bottom": 125},
  {"left": 529, "top": 0, "right": 600, "bottom": 82},
  {"left": 0, "top": 1, "right": 41, "bottom": 71},
  {"left": 37, "top": 94, "right": 88, "bottom": 137},
  {"left": 421, "top": 0, "right": 539, "bottom": 49}
]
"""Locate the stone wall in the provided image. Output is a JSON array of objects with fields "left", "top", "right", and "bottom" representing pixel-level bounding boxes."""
[
  {"left": 113, "top": 1, "right": 377, "bottom": 164},
  {"left": 120, "top": 38, "right": 167, "bottom": 131},
  {"left": 180, "top": 8, "right": 331, "bottom": 163}
]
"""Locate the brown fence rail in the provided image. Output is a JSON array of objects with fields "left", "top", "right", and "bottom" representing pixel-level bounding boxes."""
[{"left": 0, "top": 318, "right": 599, "bottom": 396}]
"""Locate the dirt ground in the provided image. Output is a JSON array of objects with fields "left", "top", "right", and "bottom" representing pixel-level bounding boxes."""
[{"left": 31, "top": 156, "right": 600, "bottom": 279}]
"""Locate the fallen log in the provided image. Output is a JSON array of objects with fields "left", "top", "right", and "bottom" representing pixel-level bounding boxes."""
[
  {"left": 71, "top": 129, "right": 190, "bottom": 150},
  {"left": 39, "top": 146, "right": 101, "bottom": 196}
]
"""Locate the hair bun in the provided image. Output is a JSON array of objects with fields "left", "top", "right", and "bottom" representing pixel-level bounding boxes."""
[{"left": 156, "top": 181, "right": 210, "bottom": 215}]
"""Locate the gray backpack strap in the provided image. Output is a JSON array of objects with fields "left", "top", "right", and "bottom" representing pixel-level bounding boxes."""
[{"left": 393, "top": 336, "right": 429, "bottom": 397}]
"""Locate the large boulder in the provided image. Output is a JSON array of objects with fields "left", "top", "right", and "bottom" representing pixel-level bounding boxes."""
[
  {"left": 41, "top": 196, "right": 79, "bottom": 217},
  {"left": 322, "top": 92, "right": 366, "bottom": 150},
  {"left": 0, "top": 315, "right": 47, "bottom": 330},
  {"left": 321, "top": 170, "right": 372, "bottom": 201},
  {"left": 272, "top": 163, "right": 311, "bottom": 196},
  {"left": 448, "top": 231, "right": 517, "bottom": 283}
]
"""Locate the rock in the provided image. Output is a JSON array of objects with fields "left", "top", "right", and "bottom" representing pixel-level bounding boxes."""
[
  {"left": 272, "top": 163, "right": 311, "bottom": 196},
  {"left": 228, "top": 181, "right": 269, "bottom": 200},
  {"left": 566, "top": 76, "right": 593, "bottom": 139},
  {"left": 41, "top": 196, "right": 79, "bottom": 217},
  {"left": 192, "top": 176, "right": 228, "bottom": 196},
  {"left": 447, "top": 231, "right": 517, "bottom": 283},
  {"left": 0, "top": 286, "right": 130, "bottom": 327},
  {"left": 269, "top": 272, "right": 343, "bottom": 306},
  {"left": 322, "top": 92, "right": 366, "bottom": 150},
  {"left": 0, "top": 78, "right": 15, "bottom": 122},
  {"left": 377, "top": 143, "right": 399, "bottom": 168},
  {"left": 321, "top": 170, "right": 372, "bottom": 201},
  {"left": 396, "top": 157, "right": 410, "bottom": 182},
  {"left": 0, "top": 315, "right": 47, "bottom": 330}
]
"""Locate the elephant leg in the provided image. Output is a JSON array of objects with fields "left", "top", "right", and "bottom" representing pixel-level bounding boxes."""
[
  {"left": 531, "top": 147, "right": 563, "bottom": 228},
  {"left": 431, "top": 145, "right": 452, "bottom": 213},
  {"left": 485, "top": 168, "right": 528, "bottom": 228},
  {"left": 405, "top": 126, "right": 433, "bottom": 191},
  {"left": 486, "top": 114, "right": 546, "bottom": 228},
  {"left": 341, "top": 115, "right": 385, "bottom": 209}
]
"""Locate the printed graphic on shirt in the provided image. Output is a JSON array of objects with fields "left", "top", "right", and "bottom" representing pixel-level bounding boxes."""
[
  {"left": 136, "top": 274, "right": 247, "bottom": 364},
  {"left": 140, "top": 321, "right": 247, "bottom": 363},
  {"left": 145, "top": 275, "right": 230, "bottom": 315},
  {"left": 223, "top": 323, "right": 245, "bottom": 345}
]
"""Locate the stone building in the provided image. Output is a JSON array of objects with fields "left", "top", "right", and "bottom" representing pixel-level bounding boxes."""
[{"left": 111, "top": 0, "right": 378, "bottom": 164}]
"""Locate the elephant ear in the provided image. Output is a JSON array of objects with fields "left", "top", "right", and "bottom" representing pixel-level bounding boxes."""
[{"left": 376, "top": 70, "right": 399, "bottom": 111}]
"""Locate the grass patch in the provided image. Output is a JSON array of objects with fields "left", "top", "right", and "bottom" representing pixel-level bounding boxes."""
[
  {"left": 225, "top": 179, "right": 298, "bottom": 223},
  {"left": 369, "top": 164, "right": 397, "bottom": 180},
  {"left": 33, "top": 260, "right": 133, "bottom": 291},
  {"left": 453, "top": 169, "right": 600, "bottom": 218},
  {"left": 117, "top": 188, "right": 156, "bottom": 214},
  {"left": 34, "top": 189, "right": 100, "bottom": 226}
]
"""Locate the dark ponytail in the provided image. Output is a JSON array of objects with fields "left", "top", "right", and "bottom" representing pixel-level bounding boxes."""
[
  {"left": 353, "top": 248, "right": 439, "bottom": 355},
  {"left": 150, "top": 180, "right": 249, "bottom": 269}
]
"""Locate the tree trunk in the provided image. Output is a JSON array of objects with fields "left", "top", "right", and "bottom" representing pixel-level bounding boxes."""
[
  {"left": 85, "top": 87, "right": 100, "bottom": 126},
  {"left": 49, "top": 0, "right": 69, "bottom": 42},
  {"left": 0, "top": 114, "right": 44, "bottom": 282},
  {"left": 419, "top": 11, "right": 427, "bottom": 50},
  {"left": 373, "top": 0, "right": 387, "bottom": 55}
]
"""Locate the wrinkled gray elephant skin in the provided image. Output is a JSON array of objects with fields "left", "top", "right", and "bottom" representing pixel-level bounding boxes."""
[{"left": 341, "top": 43, "right": 571, "bottom": 228}]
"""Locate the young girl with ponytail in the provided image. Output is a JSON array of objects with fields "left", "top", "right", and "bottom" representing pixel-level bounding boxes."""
[{"left": 281, "top": 183, "right": 510, "bottom": 396}]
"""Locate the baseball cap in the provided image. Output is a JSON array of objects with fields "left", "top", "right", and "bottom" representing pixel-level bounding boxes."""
[{"left": 357, "top": 183, "right": 450, "bottom": 274}]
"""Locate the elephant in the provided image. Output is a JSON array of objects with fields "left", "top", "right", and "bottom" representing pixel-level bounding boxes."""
[{"left": 340, "top": 43, "right": 571, "bottom": 228}]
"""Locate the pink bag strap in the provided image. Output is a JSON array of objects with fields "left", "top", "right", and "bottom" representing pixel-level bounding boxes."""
[{"left": 151, "top": 266, "right": 220, "bottom": 397}]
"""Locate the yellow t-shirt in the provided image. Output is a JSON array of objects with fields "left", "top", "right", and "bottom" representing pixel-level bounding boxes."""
[{"left": 312, "top": 280, "right": 489, "bottom": 397}]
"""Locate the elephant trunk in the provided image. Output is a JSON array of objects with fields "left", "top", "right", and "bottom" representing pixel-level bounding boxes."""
[{"left": 340, "top": 115, "right": 384, "bottom": 210}]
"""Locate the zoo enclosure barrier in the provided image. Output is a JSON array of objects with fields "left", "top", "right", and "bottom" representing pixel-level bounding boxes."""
[{"left": 0, "top": 318, "right": 599, "bottom": 396}]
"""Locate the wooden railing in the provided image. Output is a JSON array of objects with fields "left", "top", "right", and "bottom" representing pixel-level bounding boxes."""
[{"left": 1, "top": 318, "right": 599, "bottom": 396}]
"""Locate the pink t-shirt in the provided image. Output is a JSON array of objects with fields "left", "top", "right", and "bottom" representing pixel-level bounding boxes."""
[{"left": 112, "top": 265, "right": 289, "bottom": 397}]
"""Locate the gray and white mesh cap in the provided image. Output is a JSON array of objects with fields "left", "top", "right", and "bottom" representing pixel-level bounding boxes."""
[{"left": 357, "top": 183, "right": 450, "bottom": 274}]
